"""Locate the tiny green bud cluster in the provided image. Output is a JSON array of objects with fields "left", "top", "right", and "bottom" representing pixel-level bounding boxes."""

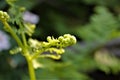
[
  {"left": 28, "top": 34, "right": 76, "bottom": 60},
  {"left": 0, "top": 11, "right": 10, "bottom": 22},
  {"left": 29, "top": 34, "right": 76, "bottom": 49},
  {"left": 10, "top": 47, "right": 22, "bottom": 54},
  {"left": 41, "top": 34, "right": 76, "bottom": 48},
  {"left": 58, "top": 34, "right": 77, "bottom": 47},
  {"left": 24, "top": 23, "right": 36, "bottom": 36}
]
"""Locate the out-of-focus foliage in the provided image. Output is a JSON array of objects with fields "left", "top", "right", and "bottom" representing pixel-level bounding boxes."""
[
  {"left": 0, "top": 0, "right": 120, "bottom": 80},
  {"left": 82, "top": 0, "right": 120, "bottom": 7},
  {"left": 67, "top": 6, "right": 120, "bottom": 74},
  {"left": 76, "top": 6, "right": 119, "bottom": 42},
  {"left": 22, "top": 58, "right": 91, "bottom": 80},
  {"left": 95, "top": 49, "right": 120, "bottom": 74}
]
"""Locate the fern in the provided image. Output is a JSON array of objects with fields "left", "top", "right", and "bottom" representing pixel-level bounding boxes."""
[{"left": 76, "top": 6, "right": 119, "bottom": 43}]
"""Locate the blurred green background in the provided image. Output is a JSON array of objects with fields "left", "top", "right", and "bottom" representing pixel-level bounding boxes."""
[{"left": 0, "top": 0, "right": 120, "bottom": 80}]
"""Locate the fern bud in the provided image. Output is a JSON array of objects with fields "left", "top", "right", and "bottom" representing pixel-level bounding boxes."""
[
  {"left": 47, "top": 36, "right": 52, "bottom": 42},
  {"left": 24, "top": 23, "right": 36, "bottom": 36},
  {"left": 46, "top": 34, "right": 76, "bottom": 48},
  {"left": 0, "top": 11, "right": 10, "bottom": 22},
  {"left": 58, "top": 36, "right": 64, "bottom": 42},
  {"left": 69, "top": 35, "right": 77, "bottom": 45},
  {"left": 60, "top": 34, "right": 77, "bottom": 47}
]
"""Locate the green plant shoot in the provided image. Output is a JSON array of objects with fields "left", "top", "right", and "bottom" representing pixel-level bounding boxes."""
[{"left": 0, "top": 7, "right": 76, "bottom": 80}]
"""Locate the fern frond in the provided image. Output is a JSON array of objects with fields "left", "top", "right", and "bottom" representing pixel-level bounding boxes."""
[{"left": 76, "top": 6, "right": 119, "bottom": 43}]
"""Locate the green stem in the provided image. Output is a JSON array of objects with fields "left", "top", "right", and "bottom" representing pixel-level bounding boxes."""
[
  {"left": 3, "top": 21, "right": 36, "bottom": 80},
  {"left": 3, "top": 21, "right": 23, "bottom": 48},
  {"left": 26, "top": 55, "right": 36, "bottom": 80},
  {"left": 19, "top": 22, "right": 28, "bottom": 47},
  {"left": 2, "top": 18, "right": 36, "bottom": 80},
  {"left": 22, "top": 32, "right": 27, "bottom": 46}
]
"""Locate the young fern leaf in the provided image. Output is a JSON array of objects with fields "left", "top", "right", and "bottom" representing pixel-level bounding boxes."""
[{"left": 29, "top": 34, "right": 76, "bottom": 60}]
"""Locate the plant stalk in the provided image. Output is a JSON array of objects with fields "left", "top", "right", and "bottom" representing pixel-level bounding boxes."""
[
  {"left": 26, "top": 56, "right": 36, "bottom": 80},
  {"left": 3, "top": 22, "right": 23, "bottom": 48}
]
